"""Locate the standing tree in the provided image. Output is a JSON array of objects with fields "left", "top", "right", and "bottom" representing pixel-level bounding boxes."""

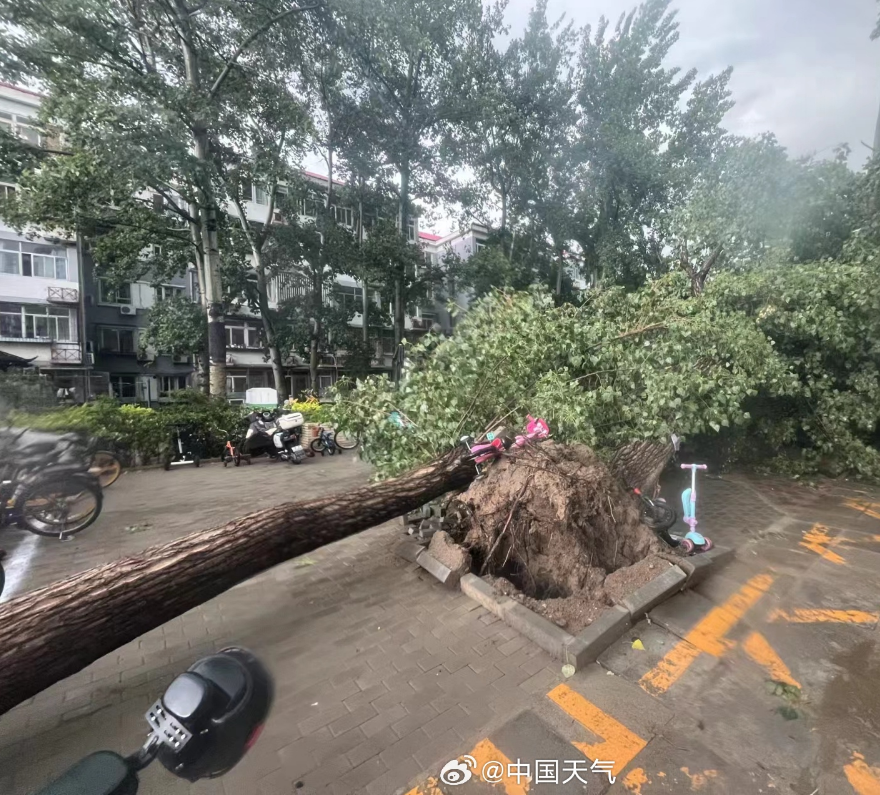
[
  {"left": 571, "top": 0, "right": 734, "bottom": 288},
  {"left": 333, "top": 0, "right": 499, "bottom": 381},
  {"left": 0, "top": 0, "right": 323, "bottom": 396}
]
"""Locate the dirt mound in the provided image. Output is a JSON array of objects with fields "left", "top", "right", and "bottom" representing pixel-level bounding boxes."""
[
  {"left": 428, "top": 530, "right": 471, "bottom": 574},
  {"left": 451, "top": 441, "right": 669, "bottom": 631}
]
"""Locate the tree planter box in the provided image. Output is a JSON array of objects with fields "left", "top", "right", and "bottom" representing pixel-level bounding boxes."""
[{"left": 398, "top": 541, "right": 734, "bottom": 670}]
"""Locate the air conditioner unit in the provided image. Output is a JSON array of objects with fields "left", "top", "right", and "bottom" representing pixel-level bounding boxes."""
[
  {"left": 172, "top": 354, "right": 189, "bottom": 365},
  {"left": 119, "top": 305, "right": 135, "bottom": 315}
]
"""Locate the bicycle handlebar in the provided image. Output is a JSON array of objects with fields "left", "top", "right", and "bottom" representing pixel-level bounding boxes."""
[{"left": 680, "top": 463, "right": 708, "bottom": 470}]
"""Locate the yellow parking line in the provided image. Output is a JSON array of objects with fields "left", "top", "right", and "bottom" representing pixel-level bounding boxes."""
[
  {"left": 403, "top": 737, "right": 527, "bottom": 795},
  {"left": 800, "top": 524, "right": 846, "bottom": 564},
  {"left": 640, "top": 573, "right": 774, "bottom": 695},
  {"left": 844, "top": 752, "right": 880, "bottom": 795},
  {"left": 742, "top": 631, "right": 801, "bottom": 688},
  {"left": 768, "top": 608, "right": 879, "bottom": 625},
  {"left": 843, "top": 499, "right": 880, "bottom": 522},
  {"left": 546, "top": 683, "right": 647, "bottom": 776}
]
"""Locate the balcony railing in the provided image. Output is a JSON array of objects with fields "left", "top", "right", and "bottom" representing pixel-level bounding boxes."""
[
  {"left": 47, "top": 286, "right": 79, "bottom": 303},
  {"left": 51, "top": 342, "right": 82, "bottom": 364}
]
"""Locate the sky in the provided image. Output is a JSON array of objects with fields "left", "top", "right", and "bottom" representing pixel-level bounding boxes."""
[{"left": 503, "top": 0, "right": 880, "bottom": 164}]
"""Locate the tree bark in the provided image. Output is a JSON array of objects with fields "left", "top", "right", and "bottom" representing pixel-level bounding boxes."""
[
  {"left": 609, "top": 439, "right": 674, "bottom": 494},
  {"left": 0, "top": 451, "right": 477, "bottom": 717},
  {"left": 255, "top": 262, "right": 288, "bottom": 402}
]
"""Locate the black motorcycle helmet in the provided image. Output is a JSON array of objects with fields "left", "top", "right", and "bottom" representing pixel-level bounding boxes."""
[{"left": 149, "top": 647, "right": 273, "bottom": 781}]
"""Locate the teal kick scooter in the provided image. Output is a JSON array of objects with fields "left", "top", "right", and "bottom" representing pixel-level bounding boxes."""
[{"left": 678, "top": 463, "right": 714, "bottom": 554}]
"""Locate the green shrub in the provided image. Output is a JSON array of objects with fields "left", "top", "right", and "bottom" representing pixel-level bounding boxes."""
[
  {"left": 9, "top": 391, "right": 247, "bottom": 463},
  {"left": 281, "top": 399, "right": 330, "bottom": 423}
]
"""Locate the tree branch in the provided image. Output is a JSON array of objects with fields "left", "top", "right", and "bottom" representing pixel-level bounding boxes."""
[{"left": 209, "top": 2, "right": 323, "bottom": 99}]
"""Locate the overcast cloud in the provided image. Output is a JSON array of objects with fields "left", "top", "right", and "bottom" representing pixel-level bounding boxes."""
[{"left": 504, "top": 0, "right": 880, "bottom": 166}]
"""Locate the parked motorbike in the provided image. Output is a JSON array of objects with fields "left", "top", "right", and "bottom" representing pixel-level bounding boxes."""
[
  {"left": 0, "top": 429, "right": 103, "bottom": 538},
  {"left": 31, "top": 647, "right": 272, "bottom": 795},
  {"left": 239, "top": 410, "right": 307, "bottom": 465}
]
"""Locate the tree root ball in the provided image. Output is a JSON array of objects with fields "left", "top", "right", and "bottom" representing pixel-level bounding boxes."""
[{"left": 455, "top": 441, "right": 669, "bottom": 626}]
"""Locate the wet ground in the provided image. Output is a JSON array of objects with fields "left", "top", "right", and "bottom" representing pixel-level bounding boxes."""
[{"left": 1, "top": 462, "right": 880, "bottom": 794}]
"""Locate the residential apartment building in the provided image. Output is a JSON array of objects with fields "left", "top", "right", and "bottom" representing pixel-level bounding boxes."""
[
  {"left": 0, "top": 82, "right": 488, "bottom": 404},
  {"left": 0, "top": 84, "right": 93, "bottom": 398}
]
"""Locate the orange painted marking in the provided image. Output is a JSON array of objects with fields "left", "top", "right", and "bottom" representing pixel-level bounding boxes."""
[
  {"left": 844, "top": 752, "right": 880, "bottom": 795},
  {"left": 623, "top": 767, "right": 650, "bottom": 793},
  {"left": 680, "top": 767, "right": 718, "bottom": 790},
  {"left": 742, "top": 631, "right": 801, "bottom": 688},
  {"left": 768, "top": 608, "right": 879, "bottom": 625},
  {"left": 843, "top": 499, "right": 880, "bottom": 522},
  {"left": 640, "top": 573, "right": 774, "bottom": 695},
  {"left": 800, "top": 524, "right": 846, "bottom": 564},
  {"left": 547, "top": 683, "right": 647, "bottom": 776},
  {"left": 403, "top": 738, "right": 528, "bottom": 795}
]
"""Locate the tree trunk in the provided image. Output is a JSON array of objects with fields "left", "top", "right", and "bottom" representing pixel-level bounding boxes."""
[
  {"left": 609, "top": 439, "right": 674, "bottom": 494},
  {"left": 198, "top": 350, "right": 210, "bottom": 395},
  {"left": 394, "top": 163, "right": 410, "bottom": 384},
  {"left": 254, "top": 258, "right": 287, "bottom": 401},
  {"left": 0, "top": 451, "right": 477, "bottom": 717},
  {"left": 309, "top": 334, "right": 319, "bottom": 395},
  {"left": 555, "top": 247, "right": 564, "bottom": 297}
]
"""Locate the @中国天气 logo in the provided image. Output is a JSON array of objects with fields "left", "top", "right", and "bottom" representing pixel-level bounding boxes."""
[{"left": 439, "top": 755, "right": 476, "bottom": 786}]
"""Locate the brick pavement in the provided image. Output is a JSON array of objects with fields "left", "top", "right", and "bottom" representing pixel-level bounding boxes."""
[
  {"left": 0, "top": 457, "right": 559, "bottom": 795},
  {"left": 3, "top": 460, "right": 879, "bottom": 795}
]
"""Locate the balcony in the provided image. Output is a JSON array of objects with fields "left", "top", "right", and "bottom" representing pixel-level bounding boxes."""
[
  {"left": 51, "top": 342, "right": 82, "bottom": 364},
  {"left": 47, "top": 286, "right": 79, "bottom": 304}
]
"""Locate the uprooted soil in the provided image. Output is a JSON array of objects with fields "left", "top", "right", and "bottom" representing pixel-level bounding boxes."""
[{"left": 444, "top": 441, "right": 676, "bottom": 633}]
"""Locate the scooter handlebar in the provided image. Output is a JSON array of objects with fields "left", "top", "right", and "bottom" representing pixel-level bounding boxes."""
[{"left": 680, "top": 463, "right": 708, "bottom": 470}]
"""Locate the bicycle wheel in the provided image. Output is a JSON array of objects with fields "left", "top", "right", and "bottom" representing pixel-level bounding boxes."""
[
  {"left": 310, "top": 438, "right": 326, "bottom": 455},
  {"left": 333, "top": 430, "right": 360, "bottom": 450},
  {"left": 89, "top": 450, "right": 122, "bottom": 489},
  {"left": 18, "top": 475, "right": 103, "bottom": 538}
]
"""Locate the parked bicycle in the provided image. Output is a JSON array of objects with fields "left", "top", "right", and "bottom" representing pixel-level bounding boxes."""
[
  {"left": 1, "top": 429, "right": 103, "bottom": 538},
  {"left": 310, "top": 424, "right": 339, "bottom": 456}
]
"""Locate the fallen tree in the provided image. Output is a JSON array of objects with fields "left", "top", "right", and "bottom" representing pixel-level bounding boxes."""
[{"left": 0, "top": 450, "right": 476, "bottom": 717}]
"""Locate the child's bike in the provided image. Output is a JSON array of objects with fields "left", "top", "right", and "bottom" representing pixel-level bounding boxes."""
[
  {"left": 633, "top": 462, "right": 713, "bottom": 554},
  {"left": 460, "top": 415, "right": 550, "bottom": 478}
]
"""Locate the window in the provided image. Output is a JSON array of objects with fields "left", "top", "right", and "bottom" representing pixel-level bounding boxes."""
[
  {"left": 99, "top": 327, "right": 136, "bottom": 354},
  {"left": 407, "top": 217, "right": 416, "bottom": 242},
  {"left": 335, "top": 284, "right": 363, "bottom": 312},
  {"left": 227, "top": 372, "right": 248, "bottom": 394},
  {"left": 333, "top": 206, "right": 353, "bottom": 227},
  {"left": 110, "top": 375, "right": 138, "bottom": 400},
  {"left": 253, "top": 185, "right": 268, "bottom": 205},
  {"left": 380, "top": 332, "right": 396, "bottom": 356},
  {"left": 0, "top": 111, "right": 42, "bottom": 147},
  {"left": 475, "top": 240, "right": 487, "bottom": 252},
  {"left": 318, "top": 374, "right": 334, "bottom": 396},
  {"left": 0, "top": 184, "right": 15, "bottom": 201},
  {"left": 0, "top": 238, "right": 68, "bottom": 279},
  {"left": 156, "top": 284, "right": 184, "bottom": 302},
  {"left": 0, "top": 303, "right": 71, "bottom": 341},
  {"left": 225, "top": 323, "right": 260, "bottom": 349},
  {"left": 98, "top": 279, "right": 132, "bottom": 304},
  {"left": 300, "top": 199, "right": 318, "bottom": 218},
  {"left": 160, "top": 375, "right": 188, "bottom": 394}
]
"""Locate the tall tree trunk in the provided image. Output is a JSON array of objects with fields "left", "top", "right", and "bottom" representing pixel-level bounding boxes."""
[
  {"left": 198, "top": 350, "right": 210, "bottom": 395},
  {"left": 394, "top": 163, "right": 411, "bottom": 384},
  {"left": 555, "top": 247, "right": 564, "bottom": 296},
  {"left": 873, "top": 97, "right": 880, "bottom": 156},
  {"left": 309, "top": 335, "right": 319, "bottom": 395},
  {"left": 0, "top": 451, "right": 476, "bottom": 716},
  {"left": 254, "top": 259, "right": 287, "bottom": 401}
]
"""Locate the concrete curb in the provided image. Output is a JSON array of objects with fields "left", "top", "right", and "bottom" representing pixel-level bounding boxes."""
[
  {"left": 620, "top": 566, "right": 688, "bottom": 619},
  {"left": 675, "top": 546, "right": 735, "bottom": 586},
  {"left": 404, "top": 541, "right": 735, "bottom": 670}
]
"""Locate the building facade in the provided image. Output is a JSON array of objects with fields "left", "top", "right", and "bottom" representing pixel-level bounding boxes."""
[{"left": 0, "top": 83, "right": 488, "bottom": 404}]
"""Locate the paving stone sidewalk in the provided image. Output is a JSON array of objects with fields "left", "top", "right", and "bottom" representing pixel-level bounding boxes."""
[{"left": 2, "top": 461, "right": 878, "bottom": 795}]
